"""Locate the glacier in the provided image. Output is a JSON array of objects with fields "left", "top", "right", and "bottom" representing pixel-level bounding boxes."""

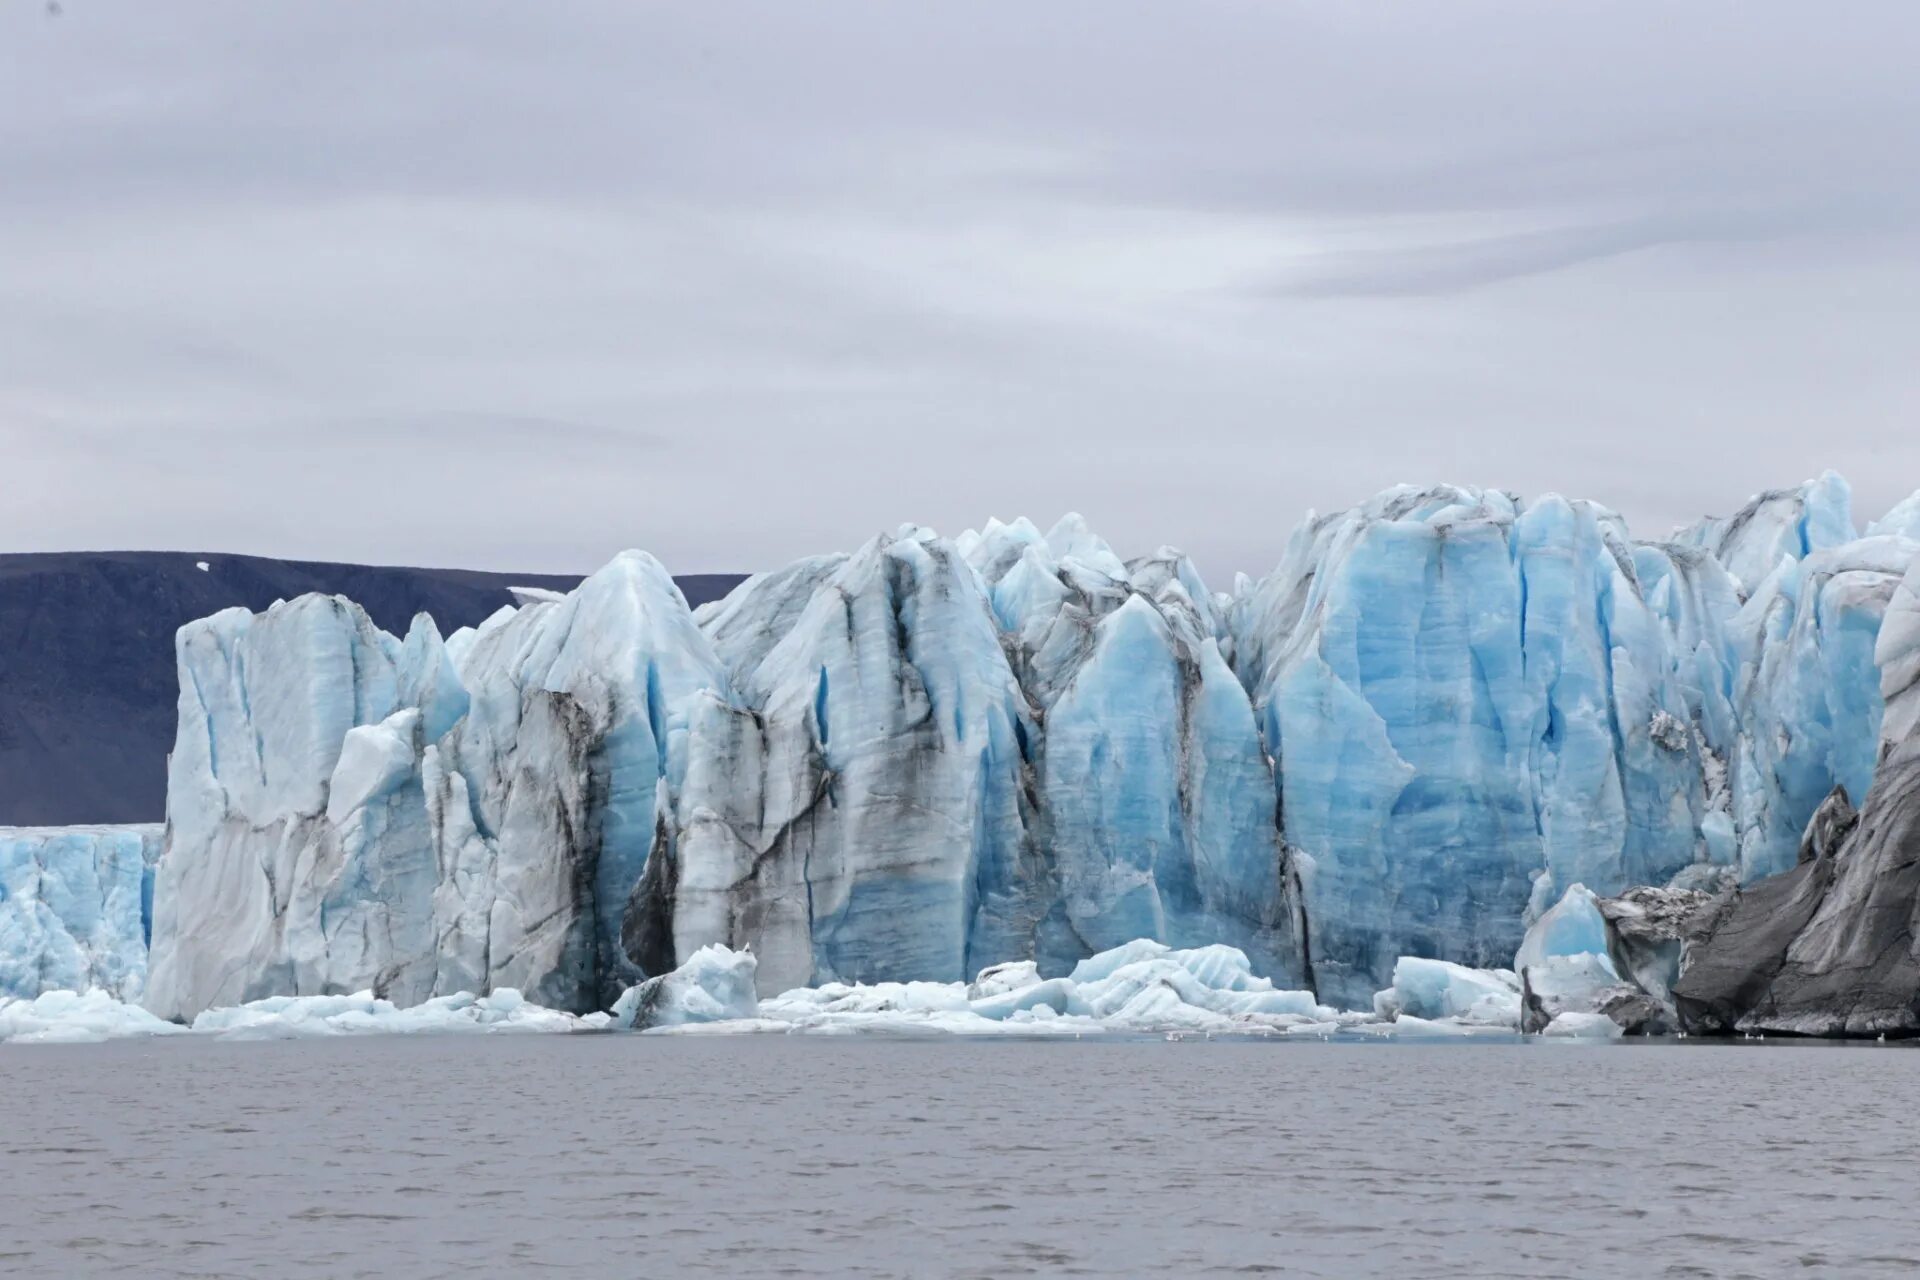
[
  {"left": 0, "top": 825, "right": 161, "bottom": 1000},
  {"left": 143, "top": 553, "right": 724, "bottom": 1020},
  {"left": 1721, "top": 536, "right": 1910, "bottom": 880},
  {"left": 672, "top": 530, "right": 1038, "bottom": 993},
  {"left": 1227, "top": 487, "right": 1708, "bottom": 1004},
  {"left": 13, "top": 470, "right": 1920, "bottom": 1028}
]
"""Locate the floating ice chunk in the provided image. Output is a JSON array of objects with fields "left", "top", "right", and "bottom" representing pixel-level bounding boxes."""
[
  {"left": 1157, "top": 943, "right": 1274, "bottom": 993},
  {"left": 1066, "top": 960, "right": 1215, "bottom": 1020},
  {"left": 2, "top": 987, "right": 607, "bottom": 1044},
  {"left": 191, "top": 988, "right": 599, "bottom": 1039},
  {"left": 967, "top": 978, "right": 1075, "bottom": 1020},
  {"left": 1102, "top": 980, "right": 1240, "bottom": 1033},
  {"left": 967, "top": 960, "right": 1042, "bottom": 999},
  {"left": 1373, "top": 957, "right": 1522, "bottom": 1026},
  {"left": 1284, "top": 1020, "right": 1344, "bottom": 1038},
  {"left": 1514, "top": 883, "right": 1614, "bottom": 974},
  {"left": 1066, "top": 938, "right": 1172, "bottom": 985},
  {"left": 1386, "top": 1015, "right": 1485, "bottom": 1038},
  {"left": 1525, "top": 954, "right": 1624, "bottom": 1014},
  {"left": 731, "top": 940, "right": 1329, "bottom": 1036},
  {"left": 1513, "top": 883, "right": 1631, "bottom": 1027},
  {"left": 612, "top": 944, "right": 759, "bottom": 1030},
  {"left": 0, "top": 989, "right": 184, "bottom": 1044},
  {"left": 1542, "top": 1011, "right": 1626, "bottom": 1039},
  {"left": 1061, "top": 944, "right": 1328, "bottom": 1026},
  {"left": 761, "top": 979, "right": 973, "bottom": 1020}
]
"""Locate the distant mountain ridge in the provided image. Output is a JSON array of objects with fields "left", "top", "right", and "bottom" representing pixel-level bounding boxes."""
[{"left": 0, "top": 551, "right": 745, "bottom": 825}]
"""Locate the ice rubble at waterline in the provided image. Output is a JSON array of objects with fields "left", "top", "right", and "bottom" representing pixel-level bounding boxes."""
[
  {"left": 0, "top": 986, "right": 606, "bottom": 1045},
  {"left": 0, "top": 938, "right": 1469, "bottom": 1044},
  {"left": 0, "top": 918, "right": 1659, "bottom": 1045}
]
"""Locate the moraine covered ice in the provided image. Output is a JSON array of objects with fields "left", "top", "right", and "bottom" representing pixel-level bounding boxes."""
[
  {"left": 112, "top": 474, "right": 1920, "bottom": 1018},
  {"left": 672, "top": 530, "right": 1037, "bottom": 993}
]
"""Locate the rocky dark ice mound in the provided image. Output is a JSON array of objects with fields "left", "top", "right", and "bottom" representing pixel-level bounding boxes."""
[{"left": 1674, "top": 761, "right": 1920, "bottom": 1037}]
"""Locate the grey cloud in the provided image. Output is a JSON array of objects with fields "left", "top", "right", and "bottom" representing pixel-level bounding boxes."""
[{"left": 2, "top": 2, "right": 1918, "bottom": 579}]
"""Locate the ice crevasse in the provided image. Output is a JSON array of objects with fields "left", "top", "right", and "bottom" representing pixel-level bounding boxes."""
[{"left": 102, "top": 472, "right": 1920, "bottom": 1018}]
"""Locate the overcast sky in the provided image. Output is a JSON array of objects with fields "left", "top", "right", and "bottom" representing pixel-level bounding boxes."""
[{"left": 3, "top": 3, "right": 1917, "bottom": 581}]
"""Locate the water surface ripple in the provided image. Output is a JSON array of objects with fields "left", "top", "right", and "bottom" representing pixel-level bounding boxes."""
[{"left": 2, "top": 1036, "right": 1915, "bottom": 1278}]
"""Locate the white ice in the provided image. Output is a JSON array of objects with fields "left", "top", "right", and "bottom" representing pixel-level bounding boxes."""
[
  {"left": 693, "top": 940, "right": 1339, "bottom": 1038},
  {"left": 7, "top": 936, "right": 1652, "bottom": 1044},
  {"left": 1371, "top": 957, "right": 1523, "bottom": 1027},
  {"left": 1541, "top": 1012, "right": 1626, "bottom": 1039},
  {"left": 0, "top": 987, "right": 606, "bottom": 1045},
  {"left": 191, "top": 988, "right": 606, "bottom": 1040},
  {"left": 610, "top": 943, "right": 759, "bottom": 1029},
  {"left": 0, "top": 988, "right": 184, "bottom": 1044}
]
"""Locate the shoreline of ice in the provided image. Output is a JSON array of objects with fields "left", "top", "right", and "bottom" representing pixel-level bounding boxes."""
[{"left": 0, "top": 935, "right": 1635, "bottom": 1046}]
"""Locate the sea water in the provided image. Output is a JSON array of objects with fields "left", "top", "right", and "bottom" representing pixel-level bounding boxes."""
[{"left": 1, "top": 1035, "right": 1915, "bottom": 1278}]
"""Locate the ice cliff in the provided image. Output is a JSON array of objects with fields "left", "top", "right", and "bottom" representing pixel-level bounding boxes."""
[
  {"left": 110, "top": 472, "right": 1920, "bottom": 1019},
  {"left": 143, "top": 553, "right": 721, "bottom": 1019},
  {"left": 0, "top": 825, "right": 160, "bottom": 999},
  {"left": 1227, "top": 487, "right": 1711, "bottom": 1004},
  {"left": 668, "top": 531, "right": 1039, "bottom": 994}
]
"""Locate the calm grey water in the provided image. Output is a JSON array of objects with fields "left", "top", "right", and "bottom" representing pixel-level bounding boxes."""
[{"left": 2, "top": 1035, "right": 1916, "bottom": 1279}]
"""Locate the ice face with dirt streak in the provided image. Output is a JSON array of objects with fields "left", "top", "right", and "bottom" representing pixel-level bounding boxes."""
[{"left": 134, "top": 475, "right": 1920, "bottom": 1016}]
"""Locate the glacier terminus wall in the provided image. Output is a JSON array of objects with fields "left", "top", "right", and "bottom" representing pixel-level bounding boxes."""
[
  {"left": 0, "top": 825, "right": 162, "bottom": 1000},
  {"left": 128, "top": 473, "right": 1920, "bottom": 1015}
]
